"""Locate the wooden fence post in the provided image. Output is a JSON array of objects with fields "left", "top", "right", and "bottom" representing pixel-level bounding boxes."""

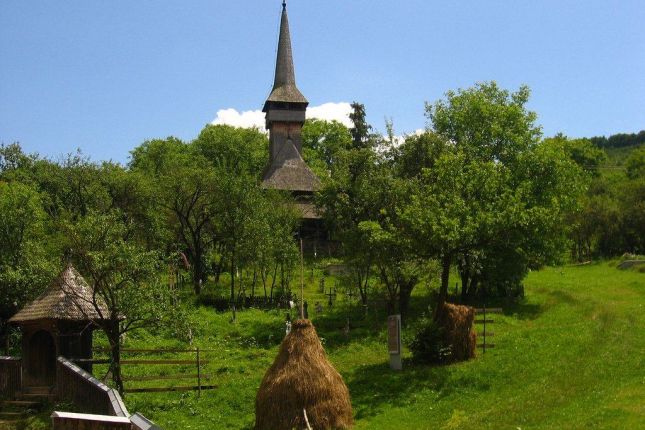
[{"left": 196, "top": 348, "right": 201, "bottom": 397}]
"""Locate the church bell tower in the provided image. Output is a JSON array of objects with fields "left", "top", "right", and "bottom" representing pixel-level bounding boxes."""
[{"left": 261, "top": 1, "right": 320, "bottom": 195}]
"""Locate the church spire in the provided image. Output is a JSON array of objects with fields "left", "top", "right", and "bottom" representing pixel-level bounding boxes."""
[{"left": 264, "top": 0, "right": 307, "bottom": 110}]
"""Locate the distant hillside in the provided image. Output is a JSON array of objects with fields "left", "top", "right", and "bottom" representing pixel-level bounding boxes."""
[
  {"left": 589, "top": 130, "right": 645, "bottom": 149},
  {"left": 584, "top": 130, "right": 644, "bottom": 166}
]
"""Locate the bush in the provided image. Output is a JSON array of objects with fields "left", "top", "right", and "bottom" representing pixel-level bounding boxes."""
[{"left": 408, "top": 316, "right": 452, "bottom": 364}]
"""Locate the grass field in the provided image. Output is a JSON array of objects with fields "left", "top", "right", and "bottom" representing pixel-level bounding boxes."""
[{"left": 19, "top": 261, "right": 645, "bottom": 429}]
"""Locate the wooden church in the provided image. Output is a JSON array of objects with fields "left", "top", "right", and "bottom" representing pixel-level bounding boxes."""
[{"left": 260, "top": 1, "right": 326, "bottom": 250}]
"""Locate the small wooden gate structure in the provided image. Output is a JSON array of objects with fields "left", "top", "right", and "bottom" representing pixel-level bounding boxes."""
[{"left": 474, "top": 306, "right": 502, "bottom": 353}]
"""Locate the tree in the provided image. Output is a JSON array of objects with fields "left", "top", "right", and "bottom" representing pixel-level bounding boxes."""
[
  {"left": 317, "top": 103, "right": 384, "bottom": 305},
  {"left": 357, "top": 173, "right": 424, "bottom": 324},
  {"left": 625, "top": 146, "right": 645, "bottom": 180},
  {"left": 301, "top": 119, "right": 352, "bottom": 178},
  {"left": 544, "top": 134, "right": 606, "bottom": 177},
  {"left": 408, "top": 82, "right": 585, "bottom": 313},
  {"left": 65, "top": 210, "right": 169, "bottom": 394},
  {"left": 0, "top": 181, "right": 57, "bottom": 354},
  {"left": 193, "top": 124, "right": 268, "bottom": 177}
]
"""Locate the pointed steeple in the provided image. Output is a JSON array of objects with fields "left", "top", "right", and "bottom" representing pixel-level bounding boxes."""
[{"left": 264, "top": 1, "right": 307, "bottom": 110}]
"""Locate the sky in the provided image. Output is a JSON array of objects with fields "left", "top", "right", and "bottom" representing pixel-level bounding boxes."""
[{"left": 1, "top": 0, "right": 644, "bottom": 163}]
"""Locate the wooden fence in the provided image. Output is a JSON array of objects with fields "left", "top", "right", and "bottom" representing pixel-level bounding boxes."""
[
  {"left": 80, "top": 348, "right": 217, "bottom": 395},
  {"left": 0, "top": 356, "right": 21, "bottom": 400},
  {"left": 474, "top": 307, "right": 502, "bottom": 353}
]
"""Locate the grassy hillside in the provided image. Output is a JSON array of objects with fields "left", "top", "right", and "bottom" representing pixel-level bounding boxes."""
[{"left": 17, "top": 262, "right": 644, "bottom": 429}]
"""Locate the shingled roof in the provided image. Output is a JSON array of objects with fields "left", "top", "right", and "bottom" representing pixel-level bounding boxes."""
[
  {"left": 9, "top": 264, "right": 107, "bottom": 323},
  {"left": 262, "top": 139, "right": 321, "bottom": 192},
  {"left": 263, "top": 1, "right": 307, "bottom": 108}
]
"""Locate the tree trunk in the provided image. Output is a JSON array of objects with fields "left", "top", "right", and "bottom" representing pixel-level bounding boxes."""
[
  {"left": 108, "top": 324, "right": 124, "bottom": 395},
  {"left": 399, "top": 281, "right": 414, "bottom": 326},
  {"left": 251, "top": 268, "right": 257, "bottom": 299},
  {"left": 270, "top": 263, "right": 278, "bottom": 302},
  {"left": 192, "top": 250, "right": 204, "bottom": 296},
  {"left": 261, "top": 268, "right": 268, "bottom": 300},
  {"left": 434, "top": 253, "right": 452, "bottom": 321},
  {"left": 229, "top": 258, "right": 235, "bottom": 304}
]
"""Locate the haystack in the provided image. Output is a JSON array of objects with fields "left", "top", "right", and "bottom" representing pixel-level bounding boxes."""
[
  {"left": 436, "top": 303, "right": 477, "bottom": 362},
  {"left": 255, "top": 319, "right": 353, "bottom": 430}
]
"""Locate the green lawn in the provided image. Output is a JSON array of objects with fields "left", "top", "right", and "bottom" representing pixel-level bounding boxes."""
[{"left": 27, "top": 262, "right": 644, "bottom": 429}]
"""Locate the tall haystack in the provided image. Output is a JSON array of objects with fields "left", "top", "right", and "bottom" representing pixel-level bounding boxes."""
[
  {"left": 436, "top": 302, "right": 477, "bottom": 362},
  {"left": 255, "top": 319, "right": 353, "bottom": 430}
]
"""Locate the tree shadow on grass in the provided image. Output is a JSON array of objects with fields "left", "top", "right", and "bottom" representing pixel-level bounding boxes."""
[
  {"left": 547, "top": 290, "right": 580, "bottom": 305},
  {"left": 346, "top": 359, "right": 492, "bottom": 420}
]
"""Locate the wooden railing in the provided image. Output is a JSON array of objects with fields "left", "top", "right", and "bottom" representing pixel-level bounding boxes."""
[
  {"left": 85, "top": 348, "right": 217, "bottom": 395},
  {"left": 0, "top": 356, "right": 21, "bottom": 399},
  {"left": 56, "top": 357, "right": 129, "bottom": 417}
]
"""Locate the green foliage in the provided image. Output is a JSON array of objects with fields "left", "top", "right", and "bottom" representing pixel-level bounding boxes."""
[
  {"left": 405, "top": 83, "right": 586, "bottom": 302},
  {"left": 589, "top": 129, "right": 645, "bottom": 149},
  {"left": 301, "top": 118, "right": 352, "bottom": 177},
  {"left": 625, "top": 145, "right": 645, "bottom": 180},
  {"left": 544, "top": 134, "right": 607, "bottom": 177},
  {"left": 0, "top": 180, "right": 58, "bottom": 351},
  {"left": 426, "top": 81, "right": 541, "bottom": 164},
  {"left": 569, "top": 143, "right": 645, "bottom": 259},
  {"left": 193, "top": 124, "right": 268, "bottom": 177},
  {"left": 408, "top": 315, "right": 451, "bottom": 364},
  {"left": 64, "top": 210, "right": 170, "bottom": 392}
]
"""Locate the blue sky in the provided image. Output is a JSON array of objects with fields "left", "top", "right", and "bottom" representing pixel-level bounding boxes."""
[{"left": 1, "top": 0, "right": 644, "bottom": 163}]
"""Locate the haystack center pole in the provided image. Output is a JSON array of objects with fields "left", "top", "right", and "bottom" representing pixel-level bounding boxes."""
[{"left": 300, "top": 238, "right": 305, "bottom": 319}]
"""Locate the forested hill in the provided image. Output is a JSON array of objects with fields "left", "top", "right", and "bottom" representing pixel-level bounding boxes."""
[{"left": 589, "top": 130, "right": 645, "bottom": 149}]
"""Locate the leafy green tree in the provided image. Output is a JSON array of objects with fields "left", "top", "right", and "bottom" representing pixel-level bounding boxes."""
[
  {"left": 317, "top": 103, "right": 384, "bottom": 305},
  {"left": 193, "top": 124, "right": 268, "bottom": 177},
  {"left": 301, "top": 119, "right": 352, "bottom": 177},
  {"left": 0, "top": 181, "right": 57, "bottom": 353},
  {"left": 357, "top": 173, "right": 423, "bottom": 323},
  {"left": 156, "top": 153, "right": 216, "bottom": 294},
  {"left": 544, "top": 134, "right": 607, "bottom": 177},
  {"left": 625, "top": 146, "right": 645, "bottom": 180},
  {"left": 407, "top": 82, "right": 585, "bottom": 312},
  {"left": 65, "top": 210, "right": 169, "bottom": 394}
]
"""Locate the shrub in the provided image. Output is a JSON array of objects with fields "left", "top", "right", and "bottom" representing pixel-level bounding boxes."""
[{"left": 408, "top": 316, "right": 452, "bottom": 364}]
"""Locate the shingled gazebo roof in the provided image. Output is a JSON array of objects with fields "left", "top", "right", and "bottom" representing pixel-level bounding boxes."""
[{"left": 9, "top": 264, "right": 107, "bottom": 324}]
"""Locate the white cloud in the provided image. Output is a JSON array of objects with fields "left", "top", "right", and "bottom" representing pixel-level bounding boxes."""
[
  {"left": 211, "top": 108, "right": 266, "bottom": 130},
  {"left": 211, "top": 102, "right": 353, "bottom": 131},
  {"left": 306, "top": 102, "right": 353, "bottom": 127}
]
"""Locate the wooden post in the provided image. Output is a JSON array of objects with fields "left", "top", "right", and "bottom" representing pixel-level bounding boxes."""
[
  {"left": 300, "top": 238, "right": 304, "bottom": 320},
  {"left": 483, "top": 305, "right": 487, "bottom": 354},
  {"left": 196, "top": 348, "right": 201, "bottom": 397}
]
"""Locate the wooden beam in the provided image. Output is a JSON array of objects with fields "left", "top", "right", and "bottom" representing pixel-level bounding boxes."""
[
  {"left": 474, "top": 319, "right": 494, "bottom": 324},
  {"left": 123, "top": 374, "right": 210, "bottom": 382},
  {"left": 120, "top": 360, "right": 209, "bottom": 365},
  {"left": 124, "top": 385, "right": 217, "bottom": 394},
  {"left": 93, "top": 348, "right": 219, "bottom": 353},
  {"left": 474, "top": 308, "right": 503, "bottom": 313}
]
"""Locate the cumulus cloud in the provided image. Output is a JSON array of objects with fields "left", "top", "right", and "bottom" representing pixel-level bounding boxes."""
[
  {"left": 211, "top": 102, "right": 353, "bottom": 131},
  {"left": 211, "top": 108, "right": 266, "bottom": 130},
  {"left": 306, "top": 102, "right": 353, "bottom": 127}
]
